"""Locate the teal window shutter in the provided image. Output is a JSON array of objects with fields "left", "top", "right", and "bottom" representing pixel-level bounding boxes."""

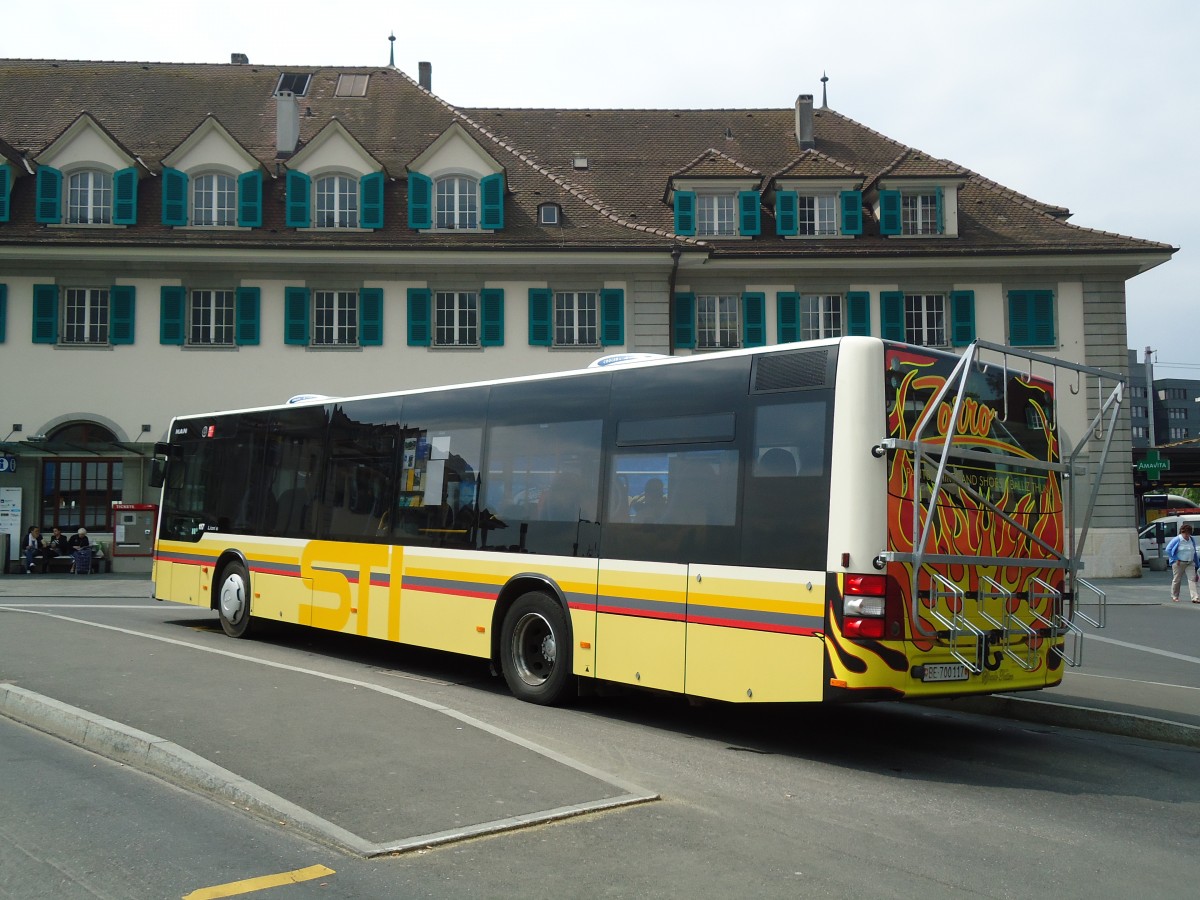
[
  {"left": 161, "top": 168, "right": 188, "bottom": 226},
  {"left": 673, "top": 293, "right": 695, "bottom": 349},
  {"left": 36, "top": 167, "right": 62, "bottom": 224},
  {"left": 741, "top": 292, "right": 766, "bottom": 347},
  {"left": 360, "top": 172, "right": 385, "bottom": 230},
  {"left": 407, "top": 288, "right": 431, "bottom": 346},
  {"left": 840, "top": 190, "right": 863, "bottom": 235},
  {"left": 284, "top": 287, "right": 310, "bottom": 345},
  {"left": 110, "top": 285, "right": 136, "bottom": 345},
  {"left": 776, "top": 292, "right": 800, "bottom": 343},
  {"left": 936, "top": 186, "right": 945, "bottom": 234},
  {"left": 480, "top": 288, "right": 504, "bottom": 345},
  {"left": 846, "top": 292, "right": 871, "bottom": 336},
  {"left": 237, "top": 171, "right": 263, "bottom": 227},
  {"left": 880, "top": 291, "right": 905, "bottom": 341},
  {"left": 0, "top": 164, "right": 11, "bottom": 222},
  {"left": 775, "top": 191, "right": 798, "bottom": 236},
  {"left": 879, "top": 190, "right": 901, "bottom": 235},
  {"left": 738, "top": 191, "right": 761, "bottom": 236},
  {"left": 159, "top": 286, "right": 186, "bottom": 345},
  {"left": 32, "top": 284, "right": 58, "bottom": 343},
  {"left": 1009, "top": 289, "right": 1055, "bottom": 346},
  {"left": 528, "top": 288, "right": 552, "bottom": 346},
  {"left": 285, "top": 171, "right": 311, "bottom": 227},
  {"left": 950, "top": 290, "right": 975, "bottom": 346},
  {"left": 674, "top": 191, "right": 696, "bottom": 236},
  {"left": 0, "top": 285, "right": 7, "bottom": 343},
  {"left": 480, "top": 173, "right": 505, "bottom": 230},
  {"left": 235, "top": 287, "right": 261, "bottom": 345},
  {"left": 113, "top": 167, "right": 138, "bottom": 225},
  {"left": 600, "top": 288, "right": 625, "bottom": 346},
  {"left": 407, "top": 172, "right": 432, "bottom": 230},
  {"left": 359, "top": 287, "right": 383, "bottom": 345}
]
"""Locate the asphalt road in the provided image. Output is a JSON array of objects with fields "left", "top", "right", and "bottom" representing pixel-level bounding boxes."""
[{"left": 1, "top": 572, "right": 1197, "bottom": 899}]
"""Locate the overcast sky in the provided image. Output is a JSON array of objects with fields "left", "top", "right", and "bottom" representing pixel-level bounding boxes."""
[{"left": 7, "top": 0, "right": 1195, "bottom": 374}]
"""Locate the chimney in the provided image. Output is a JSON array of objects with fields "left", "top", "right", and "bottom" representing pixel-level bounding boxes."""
[
  {"left": 795, "top": 94, "right": 815, "bottom": 150},
  {"left": 276, "top": 90, "right": 299, "bottom": 156},
  {"left": 419, "top": 61, "right": 432, "bottom": 92},
  {"left": 230, "top": 53, "right": 249, "bottom": 65}
]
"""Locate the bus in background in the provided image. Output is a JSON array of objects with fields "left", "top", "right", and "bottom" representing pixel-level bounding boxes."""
[
  {"left": 1140, "top": 492, "right": 1200, "bottom": 526},
  {"left": 149, "top": 337, "right": 1122, "bottom": 706}
]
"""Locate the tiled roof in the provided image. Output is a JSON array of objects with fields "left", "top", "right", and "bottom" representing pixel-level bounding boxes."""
[{"left": 0, "top": 58, "right": 1174, "bottom": 258}]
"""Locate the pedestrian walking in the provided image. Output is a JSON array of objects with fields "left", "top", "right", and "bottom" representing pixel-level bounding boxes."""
[{"left": 1166, "top": 522, "right": 1200, "bottom": 603}]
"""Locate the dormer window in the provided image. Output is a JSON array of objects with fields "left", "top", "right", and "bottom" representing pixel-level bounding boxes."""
[
  {"left": 315, "top": 174, "right": 359, "bottom": 228},
  {"left": 774, "top": 186, "right": 862, "bottom": 238},
  {"left": 538, "top": 203, "right": 561, "bottom": 225},
  {"left": 672, "top": 187, "right": 760, "bottom": 238},
  {"left": 407, "top": 171, "right": 505, "bottom": 231},
  {"left": 901, "top": 190, "right": 941, "bottom": 235},
  {"left": 697, "top": 192, "right": 736, "bottom": 236},
  {"left": 436, "top": 175, "right": 478, "bottom": 229},
  {"left": 877, "top": 184, "right": 958, "bottom": 237},
  {"left": 67, "top": 169, "right": 112, "bottom": 224},
  {"left": 285, "top": 169, "right": 383, "bottom": 230},
  {"left": 192, "top": 173, "right": 236, "bottom": 226}
]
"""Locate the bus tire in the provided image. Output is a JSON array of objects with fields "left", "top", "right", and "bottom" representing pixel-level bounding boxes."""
[
  {"left": 500, "top": 591, "right": 573, "bottom": 705},
  {"left": 217, "top": 560, "right": 253, "bottom": 638}
]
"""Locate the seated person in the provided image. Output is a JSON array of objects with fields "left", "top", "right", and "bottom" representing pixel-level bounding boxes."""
[
  {"left": 631, "top": 477, "right": 667, "bottom": 523},
  {"left": 69, "top": 528, "right": 92, "bottom": 574},
  {"left": 23, "top": 525, "right": 44, "bottom": 574}
]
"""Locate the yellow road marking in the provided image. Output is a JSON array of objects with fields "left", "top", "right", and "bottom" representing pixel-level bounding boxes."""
[{"left": 182, "top": 864, "right": 335, "bottom": 899}]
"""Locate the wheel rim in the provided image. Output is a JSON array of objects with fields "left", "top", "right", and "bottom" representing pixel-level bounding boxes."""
[
  {"left": 220, "top": 573, "right": 246, "bottom": 624},
  {"left": 511, "top": 611, "right": 557, "bottom": 687}
]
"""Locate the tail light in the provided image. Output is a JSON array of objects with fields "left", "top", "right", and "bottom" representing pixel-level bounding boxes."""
[{"left": 842, "top": 573, "right": 902, "bottom": 640}]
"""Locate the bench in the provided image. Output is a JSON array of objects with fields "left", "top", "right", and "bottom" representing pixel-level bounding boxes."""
[{"left": 16, "top": 545, "right": 109, "bottom": 575}]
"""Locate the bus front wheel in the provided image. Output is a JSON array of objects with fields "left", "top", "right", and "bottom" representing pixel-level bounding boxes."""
[
  {"left": 217, "top": 561, "right": 253, "bottom": 638},
  {"left": 500, "top": 592, "right": 573, "bottom": 705}
]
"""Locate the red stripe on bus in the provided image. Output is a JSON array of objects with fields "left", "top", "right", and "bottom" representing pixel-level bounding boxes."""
[{"left": 403, "top": 582, "right": 498, "bottom": 601}]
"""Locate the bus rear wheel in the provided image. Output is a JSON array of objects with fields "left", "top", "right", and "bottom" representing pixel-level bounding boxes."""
[
  {"left": 500, "top": 592, "right": 573, "bottom": 705},
  {"left": 217, "top": 561, "right": 253, "bottom": 638}
]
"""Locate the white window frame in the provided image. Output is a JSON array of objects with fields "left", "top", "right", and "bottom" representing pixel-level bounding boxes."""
[
  {"left": 799, "top": 294, "right": 842, "bottom": 340},
  {"left": 435, "top": 175, "right": 479, "bottom": 230},
  {"left": 335, "top": 74, "right": 369, "bottom": 97},
  {"left": 188, "top": 289, "right": 236, "bottom": 346},
  {"left": 63, "top": 288, "right": 109, "bottom": 344},
  {"left": 539, "top": 204, "right": 560, "bottom": 225},
  {"left": 191, "top": 173, "right": 236, "bottom": 227},
  {"left": 66, "top": 169, "right": 112, "bottom": 225},
  {"left": 696, "top": 193, "right": 736, "bottom": 237},
  {"left": 904, "top": 293, "right": 947, "bottom": 346},
  {"left": 314, "top": 174, "right": 359, "bottom": 229},
  {"left": 434, "top": 290, "right": 478, "bottom": 346},
  {"left": 901, "top": 192, "right": 939, "bottom": 235},
  {"left": 313, "top": 290, "right": 359, "bottom": 346},
  {"left": 553, "top": 291, "right": 599, "bottom": 346},
  {"left": 797, "top": 193, "right": 838, "bottom": 236},
  {"left": 696, "top": 294, "right": 740, "bottom": 349}
]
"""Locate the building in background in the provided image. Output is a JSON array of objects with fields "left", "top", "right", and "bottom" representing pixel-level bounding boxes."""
[{"left": 0, "top": 54, "right": 1176, "bottom": 573}]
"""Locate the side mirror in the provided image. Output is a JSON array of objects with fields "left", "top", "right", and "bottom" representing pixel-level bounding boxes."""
[{"left": 149, "top": 456, "right": 167, "bottom": 489}]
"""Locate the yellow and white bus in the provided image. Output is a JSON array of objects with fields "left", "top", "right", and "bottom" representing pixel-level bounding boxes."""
[{"left": 150, "top": 337, "right": 1119, "bottom": 705}]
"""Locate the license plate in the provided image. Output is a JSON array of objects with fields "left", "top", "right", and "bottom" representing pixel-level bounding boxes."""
[{"left": 922, "top": 663, "right": 969, "bottom": 683}]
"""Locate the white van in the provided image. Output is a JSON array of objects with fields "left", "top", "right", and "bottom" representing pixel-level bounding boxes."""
[{"left": 1138, "top": 514, "right": 1200, "bottom": 564}]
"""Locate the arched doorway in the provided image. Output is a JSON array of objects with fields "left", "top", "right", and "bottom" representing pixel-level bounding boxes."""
[{"left": 40, "top": 421, "right": 124, "bottom": 532}]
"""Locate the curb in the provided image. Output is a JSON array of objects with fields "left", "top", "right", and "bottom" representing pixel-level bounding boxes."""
[
  {"left": 921, "top": 695, "right": 1200, "bottom": 749},
  {"left": 0, "top": 682, "right": 371, "bottom": 854}
]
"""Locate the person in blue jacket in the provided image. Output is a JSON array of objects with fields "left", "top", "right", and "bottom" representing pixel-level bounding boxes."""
[{"left": 1166, "top": 522, "right": 1200, "bottom": 603}]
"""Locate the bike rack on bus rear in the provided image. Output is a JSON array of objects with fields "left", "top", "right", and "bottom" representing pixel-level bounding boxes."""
[{"left": 876, "top": 340, "right": 1123, "bottom": 672}]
